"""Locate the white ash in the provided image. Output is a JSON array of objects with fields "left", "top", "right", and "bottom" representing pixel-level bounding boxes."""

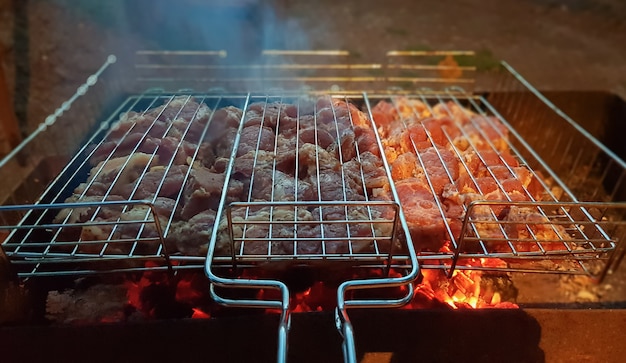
[{"left": 46, "top": 284, "right": 131, "bottom": 323}]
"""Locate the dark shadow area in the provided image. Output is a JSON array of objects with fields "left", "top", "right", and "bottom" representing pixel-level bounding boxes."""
[
  {"left": 0, "top": 309, "right": 546, "bottom": 363},
  {"left": 3, "top": 307, "right": 626, "bottom": 362},
  {"left": 347, "top": 309, "right": 544, "bottom": 363}
]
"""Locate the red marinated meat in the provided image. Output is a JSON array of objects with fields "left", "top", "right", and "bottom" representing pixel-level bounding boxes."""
[
  {"left": 395, "top": 179, "right": 454, "bottom": 252},
  {"left": 354, "top": 125, "right": 380, "bottom": 157},
  {"left": 418, "top": 147, "right": 459, "bottom": 195}
]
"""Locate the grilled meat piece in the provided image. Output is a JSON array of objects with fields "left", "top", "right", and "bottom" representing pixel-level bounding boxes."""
[{"left": 376, "top": 97, "right": 550, "bottom": 253}]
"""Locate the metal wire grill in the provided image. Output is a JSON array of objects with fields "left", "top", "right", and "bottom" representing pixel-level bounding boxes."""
[
  {"left": 205, "top": 94, "right": 412, "bottom": 269},
  {"left": 0, "top": 201, "right": 168, "bottom": 276},
  {"left": 459, "top": 201, "right": 625, "bottom": 275},
  {"left": 1, "top": 50, "right": 625, "bottom": 363},
  {"left": 203, "top": 93, "right": 419, "bottom": 363},
  {"left": 1, "top": 88, "right": 625, "bottom": 280},
  {"left": 0, "top": 92, "right": 250, "bottom": 276},
  {"left": 370, "top": 90, "right": 626, "bottom": 280},
  {"left": 0, "top": 50, "right": 625, "bottom": 282},
  {"left": 223, "top": 201, "right": 401, "bottom": 264}
]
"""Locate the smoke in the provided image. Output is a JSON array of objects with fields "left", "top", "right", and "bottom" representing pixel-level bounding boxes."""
[
  {"left": 120, "top": 0, "right": 310, "bottom": 64},
  {"left": 51, "top": 0, "right": 317, "bottom": 91}
]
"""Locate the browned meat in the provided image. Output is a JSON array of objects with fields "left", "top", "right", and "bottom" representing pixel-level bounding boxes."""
[
  {"left": 308, "top": 205, "right": 393, "bottom": 255},
  {"left": 277, "top": 112, "right": 301, "bottom": 137},
  {"left": 275, "top": 134, "right": 297, "bottom": 173},
  {"left": 248, "top": 169, "right": 316, "bottom": 201},
  {"left": 171, "top": 117, "right": 206, "bottom": 144},
  {"left": 216, "top": 206, "right": 321, "bottom": 257},
  {"left": 88, "top": 153, "right": 157, "bottom": 195},
  {"left": 181, "top": 167, "right": 227, "bottom": 219},
  {"left": 298, "top": 127, "right": 336, "bottom": 150},
  {"left": 214, "top": 126, "right": 239, "bottom": 158},
  {"left": 206, "top": 106, "right": 242, "bottom": 154},
  {"left": 197, "top": 142, "right": 216, "bottom": 169},
  {"left": 54, "top": 195, "right": 127, "bottom": 224},
  {"left": 153, "top": 136, "right": 188, "bottom": 166},
  {"left": 90, "top": 99, "right": 209, "bottom": 165},
  {"left": 237, "top": 125, "right": 276, "bottom": 156},
  {"left": 165, "top": 209, "right": 217, "bottom": 255},
  {"left": 341, "top": 151, "right": 389, "bottom": 199},
  {"left": 298, "top": 143, "right": 341, "bottom": 176},
  {"left": 336, "top": 127, "right": 357, "bottom": 161},
  {"left": 62, "top": 96, "right": 396, "bottom": 263},
  {"left": 210, "top": 106, "right": 242, "bottom": 130},
  {"left": 117, "top": 164, "right": 189, "bottom": 200},
  {"left": 146, "top": 97, "right": 209, "bottom": 125},
  {"left": 246, "top": 102, "right": 287, "bottom": 129},
  {"left": 314, "top": 169, "right": 365, "bottom": 202},
  {"left": 354, "top": 125, "right": 380, "bottom": 157},
  {"left": 355, "top": 151, "right": 389, "bottom": 190},
  {"left": 233, "top": 150, "right": 275, "bottom": 179}
]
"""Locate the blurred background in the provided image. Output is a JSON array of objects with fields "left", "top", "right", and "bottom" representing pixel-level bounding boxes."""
[{"left": 0, "top": 0, "right": 625, "bottom": 155}]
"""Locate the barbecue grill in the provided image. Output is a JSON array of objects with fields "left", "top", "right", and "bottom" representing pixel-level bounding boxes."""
[{"left": 1, "top": 50, "right": 626, "bottom": 363}]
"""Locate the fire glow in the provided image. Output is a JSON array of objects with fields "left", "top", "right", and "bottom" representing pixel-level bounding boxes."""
[
  {"left": 119, "top": 265, "right": 517, "bottom": 323},
  {"left": 46, "top": 256, "right": 517, "bottom": 326},
  {"left": 413, "top": 268, "right": 518, "bottom": 309}
]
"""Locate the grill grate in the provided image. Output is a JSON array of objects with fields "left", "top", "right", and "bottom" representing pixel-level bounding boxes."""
[
  {"left": 0, "top": 93, "right": 251, "bottom": 276},
  {"left": 371, "top": 91, "right": 626, "bottom": 280},
  {"left": 204, "top": 93, "right": 419, "bottom": 363},
  {"left": 1, "top": 89, "right": 625, "bottom": 280},
  {"left": 207, "top": 94, "right": 411, "bottom": 268},
  {"left": 223, "top": 201, "right": 402, "bottom": 264},
  {"left": 1, "top": 50, "right": 626, "bottom": 363}
]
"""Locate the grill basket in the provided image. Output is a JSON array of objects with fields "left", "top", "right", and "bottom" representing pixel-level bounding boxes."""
[{"left": 1, "top": 50, "right": 625, "bottom": 363}]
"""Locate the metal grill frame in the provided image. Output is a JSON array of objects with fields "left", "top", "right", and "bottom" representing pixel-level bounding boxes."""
[
  {"left": 201, "top": 92, "right": 420, "bottom": 363},
  {"left": 0, "top": 50, "right": 625, "bottom": 280},
  {"left": 0, "top": 92, "right": 256, "bottom": 276},
  {"left": 0, "top": 50, "right": 626, "bottom": 363},
  {"left": 222, "top": 200, "right": 403, "bottom": 265},
  {"left": 367, "top": 89, "right": 626, "bottom": 281}
]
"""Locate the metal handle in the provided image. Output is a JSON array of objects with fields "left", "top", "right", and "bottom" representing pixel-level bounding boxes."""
[
  {"left": 335, "top": 280, "right": 415, "bottom": 363},
  {"left": 335, "top": 307, "right": 357, "bottom": 363},
  {"left": 209, "top": 281, "right": 291, "bottom": 363}
]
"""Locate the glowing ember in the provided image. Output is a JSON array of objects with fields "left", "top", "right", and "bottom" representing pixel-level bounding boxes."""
[
  {"left": 113, "top": 256, "right": 518, "bottom": 322},
  {"left": 191, "top": 308, "right": 211, "bottom": 319},
  {"left": 414, "top": 266, "right": 518, "bottom": 309}
]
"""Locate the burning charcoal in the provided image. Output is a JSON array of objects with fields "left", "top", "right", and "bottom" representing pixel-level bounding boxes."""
[{"left": 139, "top": 283, "right": 192, "bottom": 319}]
